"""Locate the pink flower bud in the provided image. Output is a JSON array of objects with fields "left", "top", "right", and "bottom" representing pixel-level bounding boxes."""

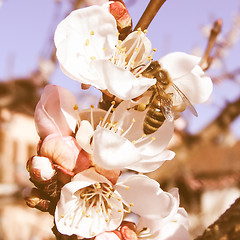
[
  {"left": 34, "top": 85, "right": 79, "bottom": 139},
  {"left": 27, "top": 156, "right": 56, "bottom": 183},
  {"left": 40, "top": 134, "right": 90, "bottom": 175},
  {"left": 109, "top": 1, "right": 132, "bottom": 40}
]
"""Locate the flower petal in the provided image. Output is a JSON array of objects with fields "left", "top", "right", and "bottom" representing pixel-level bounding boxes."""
[
  {"left": 137, "top": 120, "right": 174, "bottom": 156},
  {"left": 34, "top": 85, "right": 78, "bottom": 139},
  {"left": 76, "top": 120, "right": 94, "bottom": 154},
  {"left": 92, "top": 59, "right": 156, "bottom": 100},
  {"left": 116, "top": 175, "right": 176, "bottom": 219},
  {"left": 127, "top": 150, "right": 175, "bottom": 173},
  {"left": 159, "top": 52, "right": 200, "bottom": 79},
  {"left": 93, "top": 127, "right": 141, "bottom": 169},
  {"left": 54, "top": 5, "right": 118, "bottom": 87},
  {"left": 173, "top": 65, "right": 213, "bottom": 104}
]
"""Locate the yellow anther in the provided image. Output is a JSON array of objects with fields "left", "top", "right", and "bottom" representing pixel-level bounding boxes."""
[
  {"left": 118, "top": 209, "right": 122, "bottom": 212},
  {"left": 129, "top": 203, "right": 134, "bottom": 207},
  {"left": 90, "top": 30, "right": 95, "bottom": 35},
  {"left": 127, "top": 208, "right": 131, "bottom": 213},
  {"left": 111, "top": 101, "right": 115, "bottom": 105},
  {"left": 112, "top": 107, "right": 115, "bottom": 112},
  {"left": 86, "top": 214, "right": 90, "bottom": 218},
  {"left": 132, "top": 140, "right": 136, "bottom": 144},
  {"left": 99, "top": 117, "right": 104, "bottom": 121},
  {"left": 116, "top": 32, "right": 120, "bottom": 36},
  {"left": 105, "top": 219, "right": 109, "bottom": 222},
  {"left": 82, "top": 210, "right": 85, "bottom": 215},
  {"left": 90, "top": 104, "right": 94, "bottom": 108},
  {"left": 132, "top": 118, "right": 136, "bottom": 123},
  {"left": 91, "top": 232, "right": 95, "bottom": 236},
  {"left": 90, "top": 56, "right": 96, "bottom": 61},
  {"left": 148, "top": 56, "right": 153, "bottom": 61},
  {"left": 153, "top": 48, "right": 157, "bottom": 52},
  {"left": 135, "top": 47, "right": 140, "bottom": 52},
  {"left": 95, "top": 183, "right": 101, "bottom": 189},
  {"left": 61, "top": 215, "right": 64, "bottom": 218},
  {"left": 151, "top": 136, "right": 156, "bottom": 141},
  {"left": 131, "top": 60, "right": 135, "bottom": 65},
  {"left": 117, "top": 198, "right": 121, "bottom": 201},
  {"left": 80, "top": 193, "right": 85, "bottom": 198},
  {"left": 137, "top": 27, "right": 142, "bottom": 32},
  {"left": 125, "top": 186, "right": 130, "bottom": 190},
  {"left": 118, "top": 40, "right": 122, "bottom": 44},
  {"left": 69, "top": 217, "right": 72, "bottom": 220},
  {"left": 103, "top": 47, "right": 106, "bottom": 51},
  {"left": 73, "top": 104, "right": 79, "bottom": 110},
  {"left": 142, "top": 133, "right": 147, "bottom": 138},
  {"left": 85, "top": 39, "right": 90, "bottom": 46},
  {"left": 143, "top": 29, "right": 148, "bottom": 33}
]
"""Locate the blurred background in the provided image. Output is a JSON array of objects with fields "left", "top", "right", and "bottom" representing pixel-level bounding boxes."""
[{"left": 0, "top": 0, "right": 240, "bottom": 239}]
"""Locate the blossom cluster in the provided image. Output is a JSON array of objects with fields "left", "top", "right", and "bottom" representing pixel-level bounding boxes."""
[{"left": 24, "top": 1, "right": 212, "bottom": 240}]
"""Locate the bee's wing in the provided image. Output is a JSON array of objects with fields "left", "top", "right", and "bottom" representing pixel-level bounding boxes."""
[
  {"left": 156, "top": 84, "right": 174, "bottom": 122},
  {"left": 171, "top": 83, "right": 198, "bottom": 117}
]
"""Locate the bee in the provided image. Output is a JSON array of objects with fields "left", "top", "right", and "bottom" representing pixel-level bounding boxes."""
[{"left": 136, "top": 61, "right": 198, "bottom": 135}]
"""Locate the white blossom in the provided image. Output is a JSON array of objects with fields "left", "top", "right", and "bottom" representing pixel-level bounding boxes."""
[{"left": 54, "top": 5, "right": 156, "bottom": 100}]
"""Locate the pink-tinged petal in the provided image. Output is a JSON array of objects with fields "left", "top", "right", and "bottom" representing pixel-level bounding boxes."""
[
  {"left": 173, "top": 65, "right": 213, "bottom": 104},
  {"left": 73, "top": 149, "right": 91, "bottom": 175},
  {"left": 92, "top": 59, "right": 156, "bottom": 100},
  {"left": 34, "top": 85, "right": 78, "bottom": 139},
  {"left": 93, "top": 127, "right": 141, "bottom": 169},
  {"left": 95, "top": 231, "right": 121, "bottom": 240},
  {"left": 159, "top": 52, "right": 200, "bottom": 79},
  {"left": 127, "top": 150, "right": 175, "bottom": 173},
  {"left": 76, "top": 120, "right": 94, "bottom": 154},
  {"left": 54, "top": 5, "right": 118, "bottom": 87},
  {"left": 40, "top": 134, "right": 81, "bottom": 172},
  {"left": 115, "top": 175, "right": 176, "bottom": 219}
]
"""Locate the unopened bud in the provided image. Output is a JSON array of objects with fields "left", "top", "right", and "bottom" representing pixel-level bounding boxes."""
[
  {"left": 27, "top": 156, "right": 56, "bottom": 183},
  {"left": 22, "top": 188, "right": 51, "bottom": 212},
  {"left": 109, "top": 1, "right": 132, "bottom": 40}
]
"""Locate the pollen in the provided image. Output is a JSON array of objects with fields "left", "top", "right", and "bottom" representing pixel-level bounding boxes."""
[
  {"left": 132, "top": 140, "right": 136, "bottom": 144},
  {"left": 61, "top": 215, "right": 64, "bottom": 218},
  {"left": 73, "top": 104, "right": 79, "bottom": 110},
  {"left": 129, "top": 203, "right": 134, "bottom": 207},
  {"left": 90, "top": 30, "right": 95, "bottom": 35},
  {"left": 148, "top": 56, "right": 153, "bottom": 61},
  {"left": 85, "top": 39, "right": 90, "bottom": 46},
  {"left": 90, "top": 104, "right": 94, "bottom": 108},
  {"left": 118, "top": 209, "right": 122, "bottom": 212},
  {"left": 153, "top": 48, "right": 157, "bottom": 52},
  {"left": 125, "top": 186, "right": 130, "bottom": 190},
  {"left": 143, "top": 29, "right": 148, "bottom": 33},
  {"left": 111, "top": 101, "right": 115, "bottom": 106}
]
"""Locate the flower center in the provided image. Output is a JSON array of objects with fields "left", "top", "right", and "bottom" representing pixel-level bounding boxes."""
[{"left": 110, "top": 28, "right": 156, "bottom": 77}]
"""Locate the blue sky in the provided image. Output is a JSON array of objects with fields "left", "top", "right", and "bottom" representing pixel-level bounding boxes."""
[{"left": 0, "top": 0, "right": 240, "bottom": 135}]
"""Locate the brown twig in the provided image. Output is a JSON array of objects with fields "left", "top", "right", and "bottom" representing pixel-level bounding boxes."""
[
  {"left": 199, "top": 19, "right": 222, "bottom": 70},
  {"left": 134, "top": 0, "right": 166, "bottom": 31}
]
